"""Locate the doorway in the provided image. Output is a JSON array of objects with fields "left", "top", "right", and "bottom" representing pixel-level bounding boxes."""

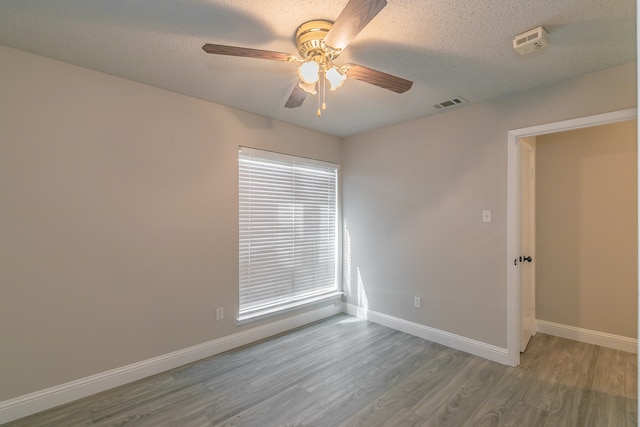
[{"left": 506, "top": 108, "right": 637, "bottom": 367}]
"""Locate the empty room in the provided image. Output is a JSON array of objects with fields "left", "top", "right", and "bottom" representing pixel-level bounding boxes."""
[{"left": 0, "top": 0, "right": 637, "bottom": 426}]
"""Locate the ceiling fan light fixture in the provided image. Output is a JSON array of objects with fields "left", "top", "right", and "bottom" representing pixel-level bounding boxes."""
[
  {"left": 202, "top": 0, "right": 413, "bottom": 116},
  {"left": 298, "top": 60, "right": 320, "bottom": 84},
  {"left": 326, "top": 66, "right": 347, "bottom": 91},
  {"left": 298, "top": 80, "right": 318, "bottom": 95}
]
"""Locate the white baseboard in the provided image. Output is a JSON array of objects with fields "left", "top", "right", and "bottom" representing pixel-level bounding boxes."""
[
  {"left": 343, "top": 303, "right": 509, "bottom": 365},
  {"left": 536, "top": 319, "right": 638, "bottom": 354},
  {"left": 0, "top": 304, "right": 342, "bottom": 425}
]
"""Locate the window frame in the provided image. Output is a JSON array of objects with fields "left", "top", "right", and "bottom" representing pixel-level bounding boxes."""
[{"left": 237, "top": 146, "right": 342, "bottom": 323}]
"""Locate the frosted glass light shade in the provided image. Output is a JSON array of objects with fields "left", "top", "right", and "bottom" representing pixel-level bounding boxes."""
[
  {"left": 298, "top": 80, "right": 317, "bottom": 94},
  {"left": 326, "top": 66, "right": 347, "bottom": 91},
  {"left": 298, "top": 61, "right": 320, "bottom": 84}
]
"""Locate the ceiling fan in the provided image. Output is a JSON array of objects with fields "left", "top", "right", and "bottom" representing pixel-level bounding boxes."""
[{"left": 202, "top": 0, "right": 413, "bottom": 116}]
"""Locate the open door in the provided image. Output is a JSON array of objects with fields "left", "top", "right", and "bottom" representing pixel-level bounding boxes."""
[
  {"left": 519, "top": 138, "right": 536, "bottom": 352},
  {"left": 507, "top": 108, "right": 636, "bottom": 366}
]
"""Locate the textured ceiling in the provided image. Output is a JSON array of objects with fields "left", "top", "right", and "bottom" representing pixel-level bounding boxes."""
[{"left": 0, "top": 0, "right": 635, "bottom": 136}]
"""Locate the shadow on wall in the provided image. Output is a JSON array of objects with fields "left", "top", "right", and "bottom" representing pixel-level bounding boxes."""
[{"left": 344, "top": 219, "right": 369, "bottom": 319}]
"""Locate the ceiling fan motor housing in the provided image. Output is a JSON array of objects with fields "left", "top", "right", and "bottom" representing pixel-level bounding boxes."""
[{"left": 296, "top": 20, "right": 337, "bottom": 59}]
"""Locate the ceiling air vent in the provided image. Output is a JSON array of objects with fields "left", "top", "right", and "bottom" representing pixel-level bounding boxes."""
[
  {"left": 513, "top": 26, "right": 549, "bottom": 55},
  {"left": 433, "top": 97, "right": 467, "bottom": 110}
]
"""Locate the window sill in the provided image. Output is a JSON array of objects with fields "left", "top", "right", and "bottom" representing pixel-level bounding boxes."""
[{"left": 236, "top": 291, "right": 343, "bottom": 326}]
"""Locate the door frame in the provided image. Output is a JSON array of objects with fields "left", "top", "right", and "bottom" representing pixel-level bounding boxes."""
[{"left": 506, "top": 107, "right": 637, "bottom": 367}]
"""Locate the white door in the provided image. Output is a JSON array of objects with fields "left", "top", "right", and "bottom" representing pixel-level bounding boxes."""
[{"left": 519, "top": 138, "right": 536, "bottom": 352}]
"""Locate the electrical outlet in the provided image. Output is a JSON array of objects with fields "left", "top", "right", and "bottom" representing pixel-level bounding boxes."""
[
  {"left": 414, "top": 296, "right": 421, "bottom": 308},
  {"left": 216, "top": 307, "right": 224, "bottom": 320}
]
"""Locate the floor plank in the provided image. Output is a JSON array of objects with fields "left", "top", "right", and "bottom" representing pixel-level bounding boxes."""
[{"left": 2, "top": 314, "right": 636, "bottom": 427}]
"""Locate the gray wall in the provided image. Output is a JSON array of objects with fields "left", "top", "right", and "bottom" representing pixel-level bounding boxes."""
[
  {"left": 0, "top": 42, "right": 636, "bottom": 403},
  {"left": 341, "top": 62, "right": 637, "bottom": 348},
  {"left": 0, "top": 46, "right": 341, "bottom": 401},
  {"left": 536, "top": 121, "right": 638, "bottom": 338}
]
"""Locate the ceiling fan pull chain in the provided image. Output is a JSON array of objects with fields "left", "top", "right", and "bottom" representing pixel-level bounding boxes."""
[
  {"left": 317, "top": 70, "right": 326, "bottom": 117},
  {"left": 322, "top": 69, "right": 327, "bottom": 112},
  {"left": 317, "top": 82, "right": 322, "bottom": 117}
]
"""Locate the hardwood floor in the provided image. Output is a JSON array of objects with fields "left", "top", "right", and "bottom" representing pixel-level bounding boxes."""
[{"left": 4, "top": 314, "right": 637, "bottom": 426}]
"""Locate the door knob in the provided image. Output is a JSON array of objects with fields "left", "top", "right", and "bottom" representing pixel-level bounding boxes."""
[{"left": 519, "top": 256, "right": 532, "bottom": 263}]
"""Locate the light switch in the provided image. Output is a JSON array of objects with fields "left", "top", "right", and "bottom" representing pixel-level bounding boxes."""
[{"left": 482, "top": 210, "right": 492, "bottom": 223}]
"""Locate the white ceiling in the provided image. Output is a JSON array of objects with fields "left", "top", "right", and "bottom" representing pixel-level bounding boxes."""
[{"left": 0, "top": 0, "right": 635, "bottom": 137}]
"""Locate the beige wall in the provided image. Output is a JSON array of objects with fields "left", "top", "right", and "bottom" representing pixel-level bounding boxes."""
[
  {"left": 535, "top": 121, "right": 638, "bottom": 338},
  {"left": 341, "top": 62, "right": 637, "bottom": 348},
  {"left": 0, "top": 46, "right": 341, "bottom": 401}
]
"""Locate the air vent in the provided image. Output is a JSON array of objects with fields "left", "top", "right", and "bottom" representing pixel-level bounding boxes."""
[
  {"left": 513, "top": 27, "right": 549, "bottom": 55},
  {"left": 433, "top": 97, "right": 468, "bottom": 110}
]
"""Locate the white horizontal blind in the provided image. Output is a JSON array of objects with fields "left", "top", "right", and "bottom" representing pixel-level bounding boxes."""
[{"left": 239, "top": 148, "right": 338, "bottom": 317}]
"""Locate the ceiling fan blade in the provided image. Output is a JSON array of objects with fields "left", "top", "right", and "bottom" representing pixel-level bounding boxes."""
[
  {"left": 346, "top": 64, "right": 413, "bottom": 93},
  {"left": 202, "top": 44, "right": 293, "bottom": 62},
  {"left": 284, "top": 84, "right": 307, "bottom": 108},
  {"left": 323, "top": 0, "right": 387, "bottom": 51}
]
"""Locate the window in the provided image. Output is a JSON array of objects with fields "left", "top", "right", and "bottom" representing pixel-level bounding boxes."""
[{"left": 238, "top": 147, "right": 339, "bottom": 321}]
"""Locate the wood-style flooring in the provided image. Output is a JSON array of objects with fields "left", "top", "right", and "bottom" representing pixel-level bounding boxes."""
[{"left": 3, "top": 314, "right": 637, "bottom": 426}]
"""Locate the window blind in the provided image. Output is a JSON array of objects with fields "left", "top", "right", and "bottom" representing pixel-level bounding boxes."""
[{"left": 238, "top": 147, "right": 339, "bottom": 318}]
